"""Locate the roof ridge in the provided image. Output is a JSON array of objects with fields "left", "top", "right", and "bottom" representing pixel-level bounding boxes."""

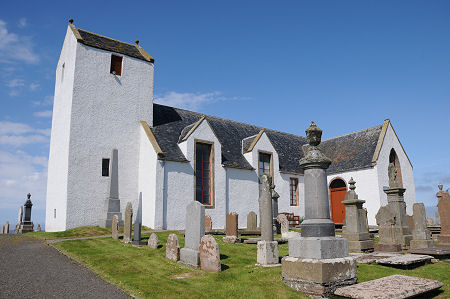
[
  {"left": 76, "top": 27, "right": 139, "bottom": 48},
  {"left": 322, "top": 124, "right": 383, "bottom": 142}
]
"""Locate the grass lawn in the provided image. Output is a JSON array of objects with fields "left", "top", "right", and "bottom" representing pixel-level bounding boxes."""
[
  {"left": 28, "top": 225, "right": 152, "bottom": 240},
  {"left": 51, "top": 230, "right": 450, "bottom": 298}
]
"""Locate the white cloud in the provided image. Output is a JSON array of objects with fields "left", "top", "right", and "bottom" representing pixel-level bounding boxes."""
[
  {"left": 154, "top": 91, "right": 234, "bottom": 110},
  {"left": 7, "top": 78, "right": 24, "bottom": 88},
  {"left": 29, "top": 82, "right": 39, "bottom": 91},
  {"left": 0, "top": 20, "right": 39, "bottom": 64},
  {"left": 18, "top": 18, "right": 27, "bottom": 28},
  {"left": 0, "top": 121, "right": 50, "bottom": 147},
  {"left": 33, "top": 110, "right": 52, "bottom": 118},
  {"left": 32, "top": 95, "right": 53, "bottom": 106}
]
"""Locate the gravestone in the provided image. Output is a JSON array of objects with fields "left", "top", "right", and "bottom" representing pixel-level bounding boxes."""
[
  {"left": 18, "top": 193, "right": 34, "bottom": 233},
  {"left": 272, "top": 188, "right": 280, "bottom": 234},
  {"left": 123, "top": 202, "right": 133, "bottom": 243},
  {"left": 257, "top": 174, "right": 279, "bottom": 266},
  {"left": 410, "top": 203, "right": 434, "bottom": 249},
  {"left": 342, "top": 178, "right": 374, "bottom": 252},
  {"left": 282, "top": 122, "right": 356, "bottom": 297},
  {"left": 101, "top": 149, "right": 123, "bottom": 228},
  {"left": 375, "top": 206, "right": 402, "bottom": 252},
  {"left": 4, "top": 222, "right": 9, "bottom": 234},
  {"left": 435, "top": 211, "right": 441, "bottom": 225},
  {"left": 223, "top": 212, "right": 239, "bottom": 243},
  {"left": 15, "top": 206, "right": 23, "bottom": 233},
  {"left": 36, "top": 224, "right": 41, "bottom": 232},
  {"left": 426, "top": 218, "right": 434, "bottom": 226},
  {"left": 436, "top": 184, "right": 450, "bottom": 247},
  {"left": 166, "top": 233, "right": 180, "bottom": 261},
  {"left": 247, "top": 211, "right": 257, "bottom": 231},
  {"left": 179, "top": 201, "right": 205, "bottom": 268},
  {"left": 132, "top": 193, "right": 143, "bottom": 245},
  {"left": 376, "top": 254, "right": 433, "bottom": 269},
  {"left": 277, "top": 214, "right": 289, "bottom": 238},
  {"left": 205, "top": 215, "right": 212, "bottom": 233},
  {"left": 111, "top": 215, "right": 119, "bottom": 240},
  {"left": 1, "top": 225, "right": 3, "bottom": 234},
  {"left": 199, "top": 235, "right": 221, "bottom": 272},
  {"left": 148, "top": 233, "right": 158, "bottom": 249},
  {"left": 405, "top": 214, "right": 414, "bottom": 232}
]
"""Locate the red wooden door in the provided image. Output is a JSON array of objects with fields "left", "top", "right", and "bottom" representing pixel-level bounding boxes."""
[{"left": 330, "top": 187, "right": 346, "bottom": 224}]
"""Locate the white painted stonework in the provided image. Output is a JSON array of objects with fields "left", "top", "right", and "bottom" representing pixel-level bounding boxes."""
[{"left": 46, "top": 25, "right": 416, "bottom": 231}]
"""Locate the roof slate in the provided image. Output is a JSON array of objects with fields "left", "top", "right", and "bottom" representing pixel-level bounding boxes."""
[{"left": 74, "top": 28, "right": 154, "bottom": 62}]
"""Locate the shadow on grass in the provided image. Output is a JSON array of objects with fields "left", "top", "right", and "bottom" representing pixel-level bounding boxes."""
[
  {"left": 220, "top": 254, "right": 229, "bottom": 260},
  {"left": 157, "top": 244, "right": 163, "bottom": 249},
  {"left": 220, "top": 263, "right": 230, "bottom": 271}
]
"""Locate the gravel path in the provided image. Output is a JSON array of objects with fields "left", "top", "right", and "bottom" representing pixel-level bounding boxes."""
[{"left": 0, "top": 234, "right": 129, "bottom": 299}]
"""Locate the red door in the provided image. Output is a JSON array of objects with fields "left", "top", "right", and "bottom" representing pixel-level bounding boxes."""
[{"left": 330, "top": 187, "right": 346, "bottom": 224}]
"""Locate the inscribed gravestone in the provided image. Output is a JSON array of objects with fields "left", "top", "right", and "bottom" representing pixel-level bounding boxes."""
[
  {"left": 166, "top": 233, "right": 180, "bottom": 261},
  {"left": 247, "top": 211, "right": 257, "bottom": 231},
  {"left": 205, "top": 215, "right": 212, "bottom": 233},
  {"left": 148, "top": 233, "right": 158, "bottom": 249},
  {"left": 410, "top": 203, "right": 433, "bottom": 249},
  {"left": 179, "top": 201, "right": 205, "bottom": 268},
  {"left": 111, "top": 215, "right": 119, "bottom": 240},
  {"left": 199, "top": 235, "right": 221, "bottom": 272},
  {"left": 277, "top": 214, "right": 289, "bottom": 236},
  {"left": 123, "top": 202, "right": 133, "bottom": 243},
  {"left": 223, "top": 212, "right": 239, "bottom": 243}
]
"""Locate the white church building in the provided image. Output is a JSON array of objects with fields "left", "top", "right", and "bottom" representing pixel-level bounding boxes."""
[{"left": 45, "top": 22, "right": 416, "bottom": 232}]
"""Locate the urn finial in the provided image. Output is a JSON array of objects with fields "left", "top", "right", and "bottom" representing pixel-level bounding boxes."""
[
  {"left": 349, "top": 177, "right": 356, "bottom": 191},
  {"left": 305, "top": 121, "right": 322, "bottom": 146}
]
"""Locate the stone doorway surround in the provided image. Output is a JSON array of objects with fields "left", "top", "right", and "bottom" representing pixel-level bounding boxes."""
[{"left": 329, "top": 179, "right": 347, "bottom": 224}]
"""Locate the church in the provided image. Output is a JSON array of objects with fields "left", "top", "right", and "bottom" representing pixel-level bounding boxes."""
[{"left": 45, "top": 21, "right": 416, "bottom": 232}]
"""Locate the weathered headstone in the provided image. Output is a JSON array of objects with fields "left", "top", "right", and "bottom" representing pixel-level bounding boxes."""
[
  {"left": 342, "top": 178, "right": 374, "bottom": 252},
  {"left": 223, "top": 212, "right": 239, "bottom": 243},
  {"left": 123, "top": 202, "right": 133, "bottom": 243},
  {"left": 376, "top": 254, "right": 433, "bottom": 269},
  {"left": 205, "top": 215, "right": 212, "bottom": 233},
  {"left": 375, "top": 206, "right": 402, "bottom": 252},
  {"left": 436, "top": 184, "right": 450, "bottom": 247},
  {"left": 166, "top": 233, "right": 180, "bottom": 261},
  {"left": 179, "top": 201, "right": 205, "bottom": 268},
  {"left": 257, "top": 174, "right": 279, "bottom": 266},
  {"left": 272, "top": 188, "right": 280, "bottom": 234},
  {"left": 199, "top": 235, "right": 221, "bottom": 272},
  {"left": 282, "top": 122, "right": 356, "bottom": 297},
  {"left": 0, "top": 225, "right": 3, "bottom": 234},
  {"left": 426, "top": 218, "right": 434, "bottom": 226},
  {"left": 18, "top": 193, "right": 34, "bottom": 233},
  {"left": 101, "top": 149, "right": 123, "bottom": 228},
  {"left": 247, "top": 211, "right": 257, "bottom": 231},
  {"left": 277, "top": 214, "right": 289, "bottom": 238},
  {"left": 4, "top": 222, "right": 9, "bottom": 234},
  {"left": 410, "top": 203, "right": 434, "bottom": 249},
  {"left": 15, "top": 206, "right": 23, "bottom": 233},
  {"left": 132, "top": 193, "right": 143, "bottom": 245},
  {"left": 148, "top": 233, "right": 158, "bottom": 249},
  {"left": 405, "top": 214, "right": 414, "bottom": 232},
  {"left": 36, "top": 224, "right": 41, "bottom": 232},
  {"left": 111, "top": 215, "right": 119, "bottom": 240}
]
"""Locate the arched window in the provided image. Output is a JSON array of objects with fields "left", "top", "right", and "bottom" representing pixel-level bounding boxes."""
[{"left": 389, "top": 149, "right": 403, "bottom": 187}]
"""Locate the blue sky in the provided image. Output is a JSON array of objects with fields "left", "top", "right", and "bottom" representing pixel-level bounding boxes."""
[{"left": 1, "top": 1, "right": 449, "bottom": 229}]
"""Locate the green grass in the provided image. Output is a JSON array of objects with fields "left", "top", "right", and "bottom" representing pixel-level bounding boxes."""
[
  {"left": 51, "top": 231, "right": 450, "bottom": 298},
  {"left": 27, "top": 225, "right": 151, "bottom": 240}
]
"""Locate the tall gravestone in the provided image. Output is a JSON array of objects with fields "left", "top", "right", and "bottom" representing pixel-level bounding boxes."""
[
  {"left": 282, "top": 122, "right": 356, "bottom": 297},
  {"left": 257, "top": 174, "right": 279, "bottom": 266},
  {"left": 435, "top": 211, "right": 441, "bottom": 226},
  {"left": 223, "top": 212, "right": 239, "bottom": 243},
  {"left": 277, "top": 214, "right": 289, "bottom": 237},
  {"left": 132, "top": 192, "right": 143, "bottom": 245},
  {"left": 101, "top": 149, "right": 123, "bottom": 228},
  {"left": 205, "top": 215, "right": 212, "bottom": 233},
  {"left": 436, "top": 184, "right": 450, "bottom": 247},
  {"left": 272, "top": 188, "right": 280, "bottom": 234},
  {"left": 199, "top": 235, "right": 221, "bottom": 272},
  {"left": 123, "top": 202, "right": 133, "bottom": 243},
  {"left": 111, "top": 215, "right": 119, "bottom": 240},
  {"left": 4, "top": 222, "right": 9, "bottom": 234},
  {"left": 179, "top": 201, "right": 205, "bottom": 268},
  {"left": 247, "top": 211, "right": 257, "bottom": 231},
  {"left": 375, "top": 163, "right": 413, "bottom": 251},
  {"left": 19, "top": 193, "right": 34, "bottom": 233},
  {"left": 15, "top": 206, "right": 23, "bottom": 233},
  {"left": 342, "top": 178, "right": 374, "bottom": 252},
  {"left": 410, "top": 203, "right": 434, "bottom": 249}
]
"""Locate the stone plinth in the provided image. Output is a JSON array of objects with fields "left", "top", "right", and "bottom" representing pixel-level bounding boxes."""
[
  {"left": 334, "top": 275, "right": 443, "bottom": 299},
  {"left": 257, "top": 240, "right": 279, "bottom": 266},
  {"left": 289, "top": 237, "right": 348, "bottom": 259},
  {"left": 179, "top": 201, "right": 205, "bottom": 269},
  {"left": 282, "top": 256, "right": 357, "bottom": 297}
]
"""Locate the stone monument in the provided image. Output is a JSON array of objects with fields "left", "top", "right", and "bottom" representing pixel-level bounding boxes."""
[
  {"left": 427, "top": 218, "right": 434, "bottom": 226},
  {"left": 14, "top": 206, "right": 23, "bottom": 233},
  {"left": 205, "top": 215, "right": 212, "bottom": 233},
  {"left": 148, "top": 233, "right": 158, "bottom": 248},
  {"left": 111, "top": 215, "right": 119, "bottom": 240},
  {"left": 375, "top": 205, "right": 402, "bottom": 252},
  {"left": 282, "top": 122, "right": 356, "bottom": 297},
  {"left": 36, "top": 224, "right": 41, "bottom": 232},
  {"left": 410, "top": 203, "right": 434, "bottom": 249},
  {"left": 342, "top": 178, "right": 374, "bottom": 252},
  {"left": 276, "top": 214, "right": 289, "bottom": 238},
  {"left": 405, "top": 214, "right": 415, "bottom": 232},
  {"left": 223, "top": 212, "right": 239, "bottom": 243},
  {"left": 132, "top": 193, "right": 143, "bottom": 245},
  {"left": 436, "top": 184, "right": 450, "bottom": 247},
  {"left": 179, "top": 201, "right": 205, "bottom": 268},
  {"left": 435, "top": 211, "right": 441, "bottom": 226},
  {"left": 257, "top": 174, "right": 279, "bottom": 266},
  {"left": 272, "top": 187, "right": 280, "bottom": 234},
  {"left": 18, "top": 193, "right": 34, "bottom": 233},
  {"left": 4, "top": 221, "right": 9, "bottom": 234},
  {"left": 166, "top": 233, "right": 180, "bottom": 261},
  {"left": 247, "top": 211, "right": 257, "bottom": 231},
  {"left": 101, "top": 149, "right": 123, "bottom": 228},
  {"left": 199, "top": 235, "right": 221, "bottom": 272},
  {"left": 123, "top": 202, "right": 133, "bottom": 243}
]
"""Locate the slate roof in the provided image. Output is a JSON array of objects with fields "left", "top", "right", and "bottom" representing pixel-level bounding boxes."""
[
  {"left": 71, "top": 26, "right": 154, "bottom": 62},
  {"left": 150, "top": 104, "right": 385, "bottom": 175}
]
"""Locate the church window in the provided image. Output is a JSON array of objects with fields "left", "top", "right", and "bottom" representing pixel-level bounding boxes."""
[
  {"left": 54, "top": 209, "right": 56, "bottom": 218},
  {"left": 195, "top": 142, "right": 214, "bottom": 206},
  {"left": 102, "top": 158, "right": 110, "bottom": 177},
  {"left": 258, "top": 152, "right": 272, "bottom": 193},
  {"left": 61, "top": 63, "right": 65, "bottom": 82},
  {"left": 290, "top": 178, "right": 299, "bottom": 206},
  {"left": 110, "top": 55, "right": 122, "bottom": 76}
]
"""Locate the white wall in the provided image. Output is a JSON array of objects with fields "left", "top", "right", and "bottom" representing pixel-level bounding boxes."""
[
  {"left": 45, "top": 27, "right": 77, "bottom": 232},
  {"left": 376, "top": 123, "right": 416, "bottom": 215},
  {"left": 50, "top": 31, "right": 154, "bottom": 230}
]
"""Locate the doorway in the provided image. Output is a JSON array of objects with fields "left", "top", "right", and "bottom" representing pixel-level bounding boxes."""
[{"left": 329, "top": 178, "right": 347, "bottom": 224}]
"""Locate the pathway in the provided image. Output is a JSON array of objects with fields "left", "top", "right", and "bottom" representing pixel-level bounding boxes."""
[{"left": 0, "top": 234, "right": 129, "bottom": 299}]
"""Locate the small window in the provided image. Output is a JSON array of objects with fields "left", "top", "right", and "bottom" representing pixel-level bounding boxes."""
[
  {"left": 290, "top": 178, "right": 299, "bottom": 206},
  {"left": 102, "top": 158, "right": 110, "bottom": 177},
  {"left": 258, "top": 152, "right": 272, "bottom": 194},
  {"left": 61, "top": 63, "right": 65, "bottom": 82},
  {"left": 195, "top": 142, "right": 213, "bottom": 205},
  {"left": 54, "top": 209, "right": 56, "bottom": 219},
  {"left": 110, "top": 55, "right": 122, "bottom": 76}
]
